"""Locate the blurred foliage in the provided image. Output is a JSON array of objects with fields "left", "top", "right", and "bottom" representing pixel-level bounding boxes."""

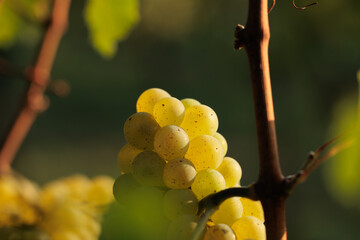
[
  {"left": 84, "top": 0, "right": 139, "bottom": 58},
  {"left": 324, "top": 71, "right": 360, "bottom": 208},
  {"left": 0, "top": 0, "right": 360, "bottom": 239}
]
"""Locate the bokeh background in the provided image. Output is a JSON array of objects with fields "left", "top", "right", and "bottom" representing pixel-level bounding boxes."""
[{"left": 1, "top": 0, "right": 360, "bottom": 239}]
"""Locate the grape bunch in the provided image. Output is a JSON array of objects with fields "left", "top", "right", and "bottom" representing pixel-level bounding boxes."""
[
  {"left": 113, "top": 88, "right": 266, "bottom": 240},
  {"left": 0, "top": 173, "right": 114, "bottom": 240}
]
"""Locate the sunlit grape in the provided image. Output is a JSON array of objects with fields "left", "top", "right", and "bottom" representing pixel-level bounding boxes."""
[
  {"left": 216, "top": 157, "right": 242, "bottom": 187},
  {"left": 124, "top": 112, "right": 160, "bottom": 150},
  {"left": 231, "top": 216, "right": 266, "bottom": 240},
  {"left": 180, "top": 104, "right": 218, "bottom": 139},
  {"left": 117, "top": 143, "right": 143, "bottom": 173},
  {"left": 204, "top": 224, "right": 236, "bottom": 240},
  {"left": 153, "top": 97, "right": 185, "bottom": 127},
  {"left": 185, "top": 135, "right": 223, "bottom": 170},
  {"left": 163, "top": 158, "right": 196, "bottom": 189},
  {"left": 163, "top": 189, "right": 198, "bottom": 220},
  {"left": 154, "top": 125, "right": 189, "bottom": 161},
  {"left": 191, "top": 169, "right": 226, "bottom": 200},
  {"left": 240, "top": 197, "right": 265, "bottom": 223},
  {"left": 131, "top": 151, "right": 166, "bottom": 186},
  {"left": 136, "top": 88, "right": 171, "bottom": 114},
  {"left": 210, "top": 197, "right": 243, "bottom": 226},
  {"left": 213, "top": 132, "right": 228, "bottom": 156},
  {"left": 181, "top": 98, "right": 201, "bottom": 109}
]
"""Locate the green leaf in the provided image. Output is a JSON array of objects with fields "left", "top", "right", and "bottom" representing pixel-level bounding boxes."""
[{"left": 84, "top": 0, "right": 139, "bottom": 59}]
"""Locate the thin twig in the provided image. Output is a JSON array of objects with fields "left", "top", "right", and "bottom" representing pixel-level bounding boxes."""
[
  {"left": 292, "top": 0, "right": 318, "bottom": 10},
  {"left": 0, "top": 0, "right": 71, "bottom": 173},
  {"left": 268, "top": 0, "right": 276, "bottom": 14}
]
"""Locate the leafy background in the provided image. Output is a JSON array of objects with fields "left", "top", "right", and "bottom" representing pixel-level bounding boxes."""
[{"left": 0, "top": 0, "right": 360, "bottom": 239}]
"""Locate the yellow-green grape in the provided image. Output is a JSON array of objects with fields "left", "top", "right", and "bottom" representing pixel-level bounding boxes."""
[
  {"left": 117, "top": 144, "right": 143, "bottom": 173},
  {"left": 163, "top": 189, "right": 198, "bottom": 220},
  {"left": 181, "top": 98, "right": 201, "bottom": 109},
  {"left": 153, "top": 97, "right": 185, "bottom": 127},
  {"left": 213, "top": 132, "right": 228, "bottom": 156},
  {"left": 163, "top": 158, "right": 197, "bottom": 189},
  {"left": 191, "top": 169, "right": 226, "bottom": 200},
  {"left": 240, "top": 197, "right": 265, "bottom": 223},
  {"left": 131, "top": 151, "right": 166, "bottom": 186},
  {"left": 51, "top": 230, "right": 81, "bottom": 240},
  {"left": 166, "top": 214, "right": 199, "bottom": 240},
  {"left": 210, "top": 197, "right": 243, "bottom": 226},
  {"left": 204, "top": 224, "right": 236, "bottom": 240},
  {"left": 154, "top": 125, "right": 189, "bottom": 161},
  {"left": 39, "top": 181, "right": 71, "bottom": 212},
  {"left": 185, "top": 135, "right": 223, "bottom": 170},
  {"left": 62, "top": 175, "right": 91, "bottom": 201},
  {"left": 216, "top": 157, "right": 242, "bottom": 187},
  {"left": 113, "top": 174, "right": 140, "bottom": 204},
  {"left": 180, "top": 105, "right": 218, "bottom": 140},
  {"left": 124, "top": 112, "right": 160, "bottom": 150},
  {"left": 231, "top": 216, "right": 266, "bottom": 240},
  {"left": 87, "top": 175, "right": 114, "bottom": 206},
  {"left": 136, "top": 88, "right": 171, "bottom": 114}
]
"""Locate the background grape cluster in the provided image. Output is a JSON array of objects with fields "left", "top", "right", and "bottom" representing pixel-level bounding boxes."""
[{"left": 112, "top": 88, "right": 266, "bottom": 240}]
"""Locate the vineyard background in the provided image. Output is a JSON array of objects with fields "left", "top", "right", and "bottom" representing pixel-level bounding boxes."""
[{"left": 0, "top": 0, "right": 359, "bottom": 239}]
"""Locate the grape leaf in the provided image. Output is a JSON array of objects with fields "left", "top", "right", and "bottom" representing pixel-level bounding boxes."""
[{"left": 84, "top": 0, "right": 139, "bottom": 59}]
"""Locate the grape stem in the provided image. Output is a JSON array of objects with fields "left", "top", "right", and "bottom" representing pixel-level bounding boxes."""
[{"left": 0, "top": 0, "right": 72, "bottom": 173}]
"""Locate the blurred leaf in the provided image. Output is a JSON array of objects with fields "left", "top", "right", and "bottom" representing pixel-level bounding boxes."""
[
  {"left": 84, "top": 0, "right": 139, "bottom": 59},
  {"left": 0, "top": 3, "right": 21, "bottom": 48},
  {"left": 324, "top": 72, "right": 360, "bottom": 208}
]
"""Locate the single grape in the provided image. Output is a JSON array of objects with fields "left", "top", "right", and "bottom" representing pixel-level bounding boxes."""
[
  {"left": 166, "top": 214, "right": 199, "bottom": 240},
  {"left": 136, "top": 88, "right": 171, "bottom": 114},
  {"left": 153, "top": 97, "right": 185, "bottom": 127},
  {"left": 180, "top": 105, "right": 218, "bottom": 139},
  {"left": 231, "top": 216, "right": 266, "bottom": 240},
  {"left": 123, "top": 112, "right": 160, "bottom": 150},
  {"left": 213, "top": 132, "right": 228, "bottom": 156},
  {"left": 240, "top": 197, "right": 265, "bottom": 223},
  {"left": 216, "top": 157, "right": 242, "bottom": 187},
  {"left": 163, "top": 157, "right": 197, "bottom": 189},
  {"left": 163, "top": 189, "right": 198, "bottom": 220},
  {"left": 210, "top": 197, "right": 243, "bottom": 226},
  {"left": 185, "top": 135, "right": 223, "bottom": 170},
  {"left": 191, "top": 169, "right": 226, "bottom": 200},
  {"left": 154, "top": 125, "right": 189, "bottom": 161},
  {"left": 117, "top": 144, "right": 142, "bottom": 173},
  {"left": 131, "top": 151, "right": 166, "bottom": 186},
  {"left": 113, "top": 174, "right": 140, "bottom": 204},
  {"left": 181, "top": 98, "right": 201, "bottom": 109},
  {"left": 204, "top": 224, "right": 236, "bottom": 240}
]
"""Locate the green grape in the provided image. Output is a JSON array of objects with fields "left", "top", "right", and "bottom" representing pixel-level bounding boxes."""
[
  {"left": 123, "top": 112, "right": 160, "bottom": 150},
  {"left": 210, "top": 197, "right": 243, "bottom": 226},
  {"left": 231, "top": 216, "right": 266, "bottom": 240},
  {"left": 131, "top": 151, "right": 166, "bottom": 186},
  {"left": 240, "top": 197, "right": 265, "bottom": 223},
  {"left": 180, "top": 105, "right": 218, "bottom": 139},
  {"left": 154, "top": 125, "right": 189, "bottom": 161},
  {"left": 191, "top": 169, "right": 226, "bottom": 200},
  {"left": 87, "top": 175, "right": 114, "bottom": 206},
  {"left": 113, "top": 174, "right": 140, "bottom": 204},
  {"left": 213, "top": 132, "right": 228, "bottom": 156},
  {"left": 185, "top": 135, "right": 223, "bottom": 170},
  {"left": 216, "top": 157, "right": 242, "bottom": 187},
  {"left": 117, "top": 144, "right": 142, "bottom": 173},
  {"left": 153, "top": 97, "right": 185, "bottom": 127},
  {"left": 163, "top": 189, "right": 198, "bottom": 220},
  {"left": 136, "top": 88, "right": 171, "bottom": 114},
  {"left": 181, "top": 98, "right": 201, "bottom": 109},
  {"left": 166, "top": 214, "right": 199, "bottom": 240},
  {"left": 204, "top": 224, "right": 236, "bottom": 240},
  {"left": 163, "top": 157, "right": 197, "bottom": 189}
]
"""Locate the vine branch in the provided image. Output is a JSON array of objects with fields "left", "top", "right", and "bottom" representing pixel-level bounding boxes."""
[{"left": 0, "top": 0, "right": 71, "bottom": 173}]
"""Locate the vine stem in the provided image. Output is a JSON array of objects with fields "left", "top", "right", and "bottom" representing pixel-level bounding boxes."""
[{"left": 0, "top": 0, "right": 72, "bottom": 173}]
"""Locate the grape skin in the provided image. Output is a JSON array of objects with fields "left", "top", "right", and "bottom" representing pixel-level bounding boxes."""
[
  {"left": 154, "top": 125, "right": 189, "bottom": 161},
  {"left": 163, "top": 157, "right": 197, "bottom": 189},
  {"left": 131, "top": 151, "right": 166, "bottom": 187},
  {"left": 117, "top": 144, "right": 142, "bottom": 173},
  {"left": 240, "top": 197, "right": 265, "bottom": 223},
  {"left": 231, "top": 216, "right": 266, "bottom": 240},
  {"left": 166, "top": 214, "right": 199, "bottom": 240},
  {"left": 163, "top": 189, "right": 198, "bottom": 220},
  {"left": 113, "top": 174, "right": 140, "bottom": 204},
  {"left": 153, "top": 97, "right": 185, "bottom": 127},
  {"left": 136, "top": 88, "right": 171, "bottom": 114},
  {"left": 204, "top": 224, "right": 236, "bottom": 240},
  {"left": 216, "top": 157, "right": 242, "bottom": 187},
  {"left": 181, "top": 98, "right": 201, "bottom": 109},
  {"left": 213, "top": 132, "right": 228, "bottom": 156},
  {"left": 191, "top": 169, "right": 226, "bottom": 200},
  {"left": 123, "top": 112, "right": 160, "bottom": 150},
  {"left": 210, "top": 197, "right": 243, "bottom": 226}
]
